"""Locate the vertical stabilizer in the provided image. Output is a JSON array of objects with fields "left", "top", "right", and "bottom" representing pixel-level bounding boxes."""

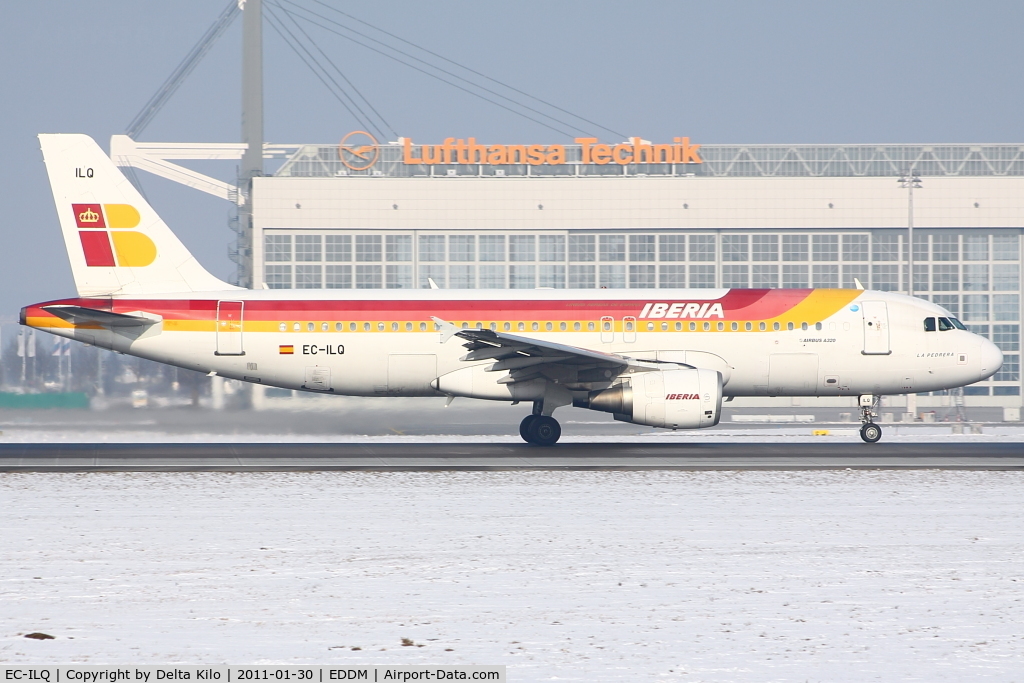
[{"left": 38, "top": 133, "right": 238, "bottom": 296}]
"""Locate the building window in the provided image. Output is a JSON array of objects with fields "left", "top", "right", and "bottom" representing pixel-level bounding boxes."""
[
  {"left": 325, "top": 235, "right": 351, "bottom": 262},
  {"left": 509, "top": 264, "right": 535, "bottom": 288},
  {"left": 659, "top": 235, "right": 685, "bottom": 262},
  {"left": 932, "top": 295, "right": 960, "bottom": 317},
  {"left": 325, "top": 265, "right": 352, "bottom": 288},
  {"left": 932, "top": 234, "right": 959, "bottom": 261},
  {"left": 599, "top": 235, "right": 625, "bottom": 262},
  {"left": 355, "top": 264, "right": 382, "bottom": 288},
  {"left": 264, "top": 264, "right": 291, "bottom": 288},
  {"left": 629, "top": 265, "right": 656, "bottom": 288},
  {"left": 599, "top": 264, "right": 626, "bottom": 288},
  {"left": 994, "top": 294, "right": 1019, "bottom": 321},
  {"left": 967, "top": 324, "right": 989, "bottom": 338},
  {"left": 843, "top": 264, "right": 869, "bottom": 289},
  {"left": 751, "top": 264, "right": 778, "bottom": 288},
  {"left": 963, "top": 264, "right": 989, "bottom": 291},
  {"left": 449, "top": 235, "right": 475, "bottom": 262},
  {"left": 294, "top": 235, "right": 321, "bottom": 262},
  {"left": 539, "top": 265, "right": 566, "bottom": 288},
  {"left": 782, "top": 265, "right": 809, "bottom": 288},
  {"left": 913, "top": 264, "right": 929, "bottom": 293},
  {"left": 872, "top": 265, "right": 899, "bottom": 292},
  {"left": 569, "top": 235, "right": 595, "bottom": 262},
  {"left": 689, "top": 235, "right": 716, "bottom": 262},
  {"left": 509, "top": 235, "right": 536, "bottom": 262},
  {"left": 963, "top": 234, "right": 988, "bottom": 261},
  {"left": 872, "top": 234, "right": 901, "bottom": 262},
  {"left": 265, "top": 235, "right": 292, "bottom": 262},
  {"left": 295, "top": 264, "right": 322, "bottom": 288},
  {"left": 539, "top": 235, "right": 565, "bottom": 262},
  {"left": 479, "top": 235, "right": 505, "bottom": 261},
  {"left": 813, "top": 235, "right": 838, "bottom": 262},
  {"left": 569, "top": 265, "right": 595, "bottom": 288},
  {"left": 994, "top": 234, "right": 1019, "bottom": 260},
  {"left": 993, "top": 264, "right": 1019, "bottom": 291},
  {"left": 419, "top": 235, "right": 445, "bottom": 262},
  {"left": 842, "top": 234, "right": 869, "bottom": 261},
  {"left": 994, "top": 386, "right": 1021, "bottom": 396},
  {"left": 386, "top": 235, "right": 412, "bottom": 262},
  {"left": 479, "top": 264, "right": 506, "bottom": 288},
  {"left": 751, "top": 235, "right": 778, "bottom": 262},
  {"left": 420, "top": 265, "right": 446, "bottom": 288},
  {"left": 659, "top": 265, "right": 685, "bottom": 288},
  {"left": 993, "top": 325, "right": 1020, "bottom": 351},
  {"left": 994, "top": 354, "right": 1020, "bottom": 382},
  {"left": 782, "top": 235, "right": 808, "bottom": 261},
  {"left": 812, "top": 264, "right": 839, "bottom": 288},
  {"left": 932, "top": 264, "right": 959, "bottom": 291},
  {"left": 386, "top": 264, "right": 413, "bottom": 289},
  {"left": 449, "top": 264, "right": 476, "bottom": 288},
  {"left": 629, "top": 235, "right": 655, "bottom": 261},
  {"left": 722, "top": 264, "right": 748, "bottom": 288},
  {"left": 963, "top": 294, "right": 990, "bottom": 321},
  {"left": 355, "top": 235, "right": 381, "bottom": 262},
  {"left": 689, "top": 265, "right": 715, "bottom": 288},
  {"left": 722, "top": 235, "right": 748, "bottom": 262}
]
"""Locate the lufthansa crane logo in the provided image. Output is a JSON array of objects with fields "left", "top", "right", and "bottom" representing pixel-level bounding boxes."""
[{"left": 339, "top": 130, "right": 379, "bottom": 171}]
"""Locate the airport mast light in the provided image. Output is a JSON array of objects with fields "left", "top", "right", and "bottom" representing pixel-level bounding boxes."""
[{"left": 898, "top": 171, "right": 922, "bottom": 298}]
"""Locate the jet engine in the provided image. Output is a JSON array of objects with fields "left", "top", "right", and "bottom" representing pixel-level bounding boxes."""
[{"left": 575, "top": 368, "right": 722, "bottom": 429}]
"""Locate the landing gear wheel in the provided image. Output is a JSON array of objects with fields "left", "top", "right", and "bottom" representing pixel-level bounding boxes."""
[
  {"left": 527, "top": 415, "right": 561, "bottom": 446},
  {"left": 860, "top": 423, "right": 882, "bottom": 443},
  {"left": 519, "top": 415, "right": 539, "bottom": 443}
]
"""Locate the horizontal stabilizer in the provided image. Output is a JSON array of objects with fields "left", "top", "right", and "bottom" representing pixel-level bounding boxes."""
[{"left": 42, "top": 305, "right": 161, "bottom": 328}]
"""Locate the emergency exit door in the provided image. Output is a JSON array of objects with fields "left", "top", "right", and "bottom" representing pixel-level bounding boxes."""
[{"left": 216, "top": 300, "right": 245, "bottom": 356}]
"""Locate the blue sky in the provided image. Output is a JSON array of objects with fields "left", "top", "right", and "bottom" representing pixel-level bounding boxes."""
[{"left": 2, "top": 0, "right": 1022, "bottom": 316}]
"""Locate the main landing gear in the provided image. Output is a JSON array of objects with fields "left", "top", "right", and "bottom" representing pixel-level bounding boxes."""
[
  {"left": 858, "top": 394, "right": 882, "bottom": 443},
  {"left": 519, "top": 413, "right": 562, "bottom": 446}
]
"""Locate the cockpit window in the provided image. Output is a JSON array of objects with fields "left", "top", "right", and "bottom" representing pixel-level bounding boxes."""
[
  {"left": 950, "top": 318, "right": 966, "bottom": 330},
  {"left": 938, "top": 317, "right": 955, "bottom": 331},
  {"left": 924, "top": 317, "right": 936, "bottom": 332}
]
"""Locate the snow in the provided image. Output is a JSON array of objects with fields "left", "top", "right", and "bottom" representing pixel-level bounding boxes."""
[{"left": 2, "top": 471, "right": 1023, "bottom": 681}]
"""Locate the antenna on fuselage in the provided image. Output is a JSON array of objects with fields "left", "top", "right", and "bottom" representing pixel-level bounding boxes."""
[{"left": 853, "top": 278, "right": 865, "bottom": 290}]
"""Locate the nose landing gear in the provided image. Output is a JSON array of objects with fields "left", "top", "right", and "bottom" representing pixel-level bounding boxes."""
[{"left": 858, "top": 394, "right": 882, "bottom": 443}]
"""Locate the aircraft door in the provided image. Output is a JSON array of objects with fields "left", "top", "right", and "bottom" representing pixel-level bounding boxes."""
[
  {"left": 600, "top": 316, "right": 614, "bottom": 343},
  {"left": 216, "top": 300, "right": 244, "bottom": 356},
  {"left": 861, "top": 300, "right": 891, "bottom": 355},
  {"left": 623, "top": 316, "right": 637, "bottom": 343}
]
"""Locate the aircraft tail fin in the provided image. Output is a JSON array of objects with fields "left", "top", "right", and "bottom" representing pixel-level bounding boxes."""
[{"left": 38, "top": 133, "right": 238, "bottom": 296}]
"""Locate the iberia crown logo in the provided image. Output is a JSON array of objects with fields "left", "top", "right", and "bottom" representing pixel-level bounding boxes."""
[
  {"left": 71, "top": 204, "right": 156, "bottom": 268},
  {"left": 338, "top": 130, "right": 379, "bottom": 171}
]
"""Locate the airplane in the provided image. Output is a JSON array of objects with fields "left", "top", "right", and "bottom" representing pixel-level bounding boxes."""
[{"left": 21, "top": 134, "right": 1003, "bottom": 445}]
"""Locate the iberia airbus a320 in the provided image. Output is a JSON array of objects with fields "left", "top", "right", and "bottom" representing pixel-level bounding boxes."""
[{"left": 21, "top": 135, "right": 1003, "bottom": 444}]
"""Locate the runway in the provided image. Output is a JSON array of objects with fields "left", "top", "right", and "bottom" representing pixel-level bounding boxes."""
[{"left": 1, "top": 442, "right": 1022, "bottom": 471}]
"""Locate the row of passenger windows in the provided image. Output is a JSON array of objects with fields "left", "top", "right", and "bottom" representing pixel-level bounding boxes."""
[
  {"left": 278, "top": 320, "right": 828, "bottom": 333},
  {"left": 264, "top": 233, "right": 1021, "bottom": 264}
]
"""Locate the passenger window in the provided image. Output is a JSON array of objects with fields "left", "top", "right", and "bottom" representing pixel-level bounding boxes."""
[
  {"left": 801, "top": 322, "right": 808, "bottom": 331},
  {"left": 951, "top": 318, "right": 966, "bottom": 330},
  {"left": 815, "top": 322, "right": 823, "bottom": 331},
  {"left": 924, "top": 317, "right": 936, "bottom": 332},
  {"left": 938, "top": 317, "right": 954, "bottom": 331}
]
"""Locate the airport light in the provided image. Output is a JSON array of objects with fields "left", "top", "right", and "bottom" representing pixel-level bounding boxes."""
[{"left": 898, "top": 171, "right": 922, "bottom": 297}]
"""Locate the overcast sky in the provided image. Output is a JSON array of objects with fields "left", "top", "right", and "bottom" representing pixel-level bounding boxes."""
[{"left": 2, "top": 0, "right": 1023, "bottom": 318}]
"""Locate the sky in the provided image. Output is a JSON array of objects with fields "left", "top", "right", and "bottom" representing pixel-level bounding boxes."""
[{"left": 1, "top": 0, "right": 1023, "bottom": 318}]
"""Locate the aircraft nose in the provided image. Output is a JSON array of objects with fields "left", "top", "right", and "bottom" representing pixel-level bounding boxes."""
[{"left": 978, "top": 338, "right": 1003, "bottom": 380}]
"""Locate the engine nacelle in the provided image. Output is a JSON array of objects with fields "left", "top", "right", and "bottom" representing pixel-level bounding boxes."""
[{"left": 576, "top": 368, "right": 722, "bottom": 429}]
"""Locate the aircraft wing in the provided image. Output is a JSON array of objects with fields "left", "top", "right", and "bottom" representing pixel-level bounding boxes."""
[
  {"left": 433, "top": 316, "right": 631, "bottom": 385},
  {"left": 42, "top": 305, "right": 161, "bottom": 328}
]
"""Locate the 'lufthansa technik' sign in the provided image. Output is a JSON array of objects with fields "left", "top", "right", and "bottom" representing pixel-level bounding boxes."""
[{"left": 338, "top": 132, "right": 703, "bottom": 168}]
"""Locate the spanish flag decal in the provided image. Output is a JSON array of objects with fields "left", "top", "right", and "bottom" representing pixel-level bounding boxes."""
[{"left": 279, "top": 345, "right": 295, "bottom": 355}]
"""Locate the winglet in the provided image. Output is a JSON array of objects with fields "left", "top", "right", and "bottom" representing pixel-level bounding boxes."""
[
  {"left": 431, "top": 316, "right": 459, "bottom": 343},
  {"left": 853, "top": 278, "right": 865, "bottom": 290}
]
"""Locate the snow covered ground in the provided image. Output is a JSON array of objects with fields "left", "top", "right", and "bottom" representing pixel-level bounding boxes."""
[{"left": 2, "top": 471, "right": 1023, "bottom": 681}]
